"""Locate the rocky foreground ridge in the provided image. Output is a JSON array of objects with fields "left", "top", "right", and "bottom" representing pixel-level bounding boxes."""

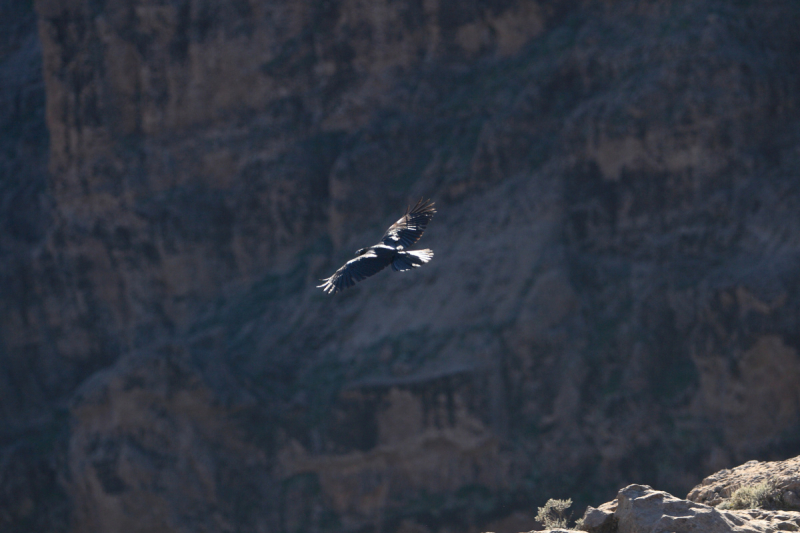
[{"left": 533, "top": 456, "right": 800, "bottom": 533}]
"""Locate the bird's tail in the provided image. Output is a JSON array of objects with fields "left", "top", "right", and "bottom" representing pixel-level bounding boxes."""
[{"left": 392, "top": 249, "right": 434, "bottom": 271}]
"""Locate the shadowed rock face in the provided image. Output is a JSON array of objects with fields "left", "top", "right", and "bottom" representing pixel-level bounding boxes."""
[{"left": 3, "top": 0, "right": 800, "bottom": 532}]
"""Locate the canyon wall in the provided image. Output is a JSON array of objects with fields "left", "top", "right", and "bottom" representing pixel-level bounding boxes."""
[{"left": 2, "top": 0, "right": 800, "bottom": 531}]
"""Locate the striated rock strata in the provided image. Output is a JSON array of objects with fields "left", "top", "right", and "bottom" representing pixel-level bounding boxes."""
[{"left": 2, "top": 0, "right": 800, "bottom": 532}]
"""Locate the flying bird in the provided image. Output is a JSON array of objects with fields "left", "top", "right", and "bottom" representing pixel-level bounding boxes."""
[{"left": 318, "top": 199, "right": 436, "bottom": 294}]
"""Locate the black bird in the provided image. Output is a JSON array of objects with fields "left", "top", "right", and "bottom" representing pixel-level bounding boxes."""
[{"left": 318, "top": 199, "right": 436, "bottom": 294}]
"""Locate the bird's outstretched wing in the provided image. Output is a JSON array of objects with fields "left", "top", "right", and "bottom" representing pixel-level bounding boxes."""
[
  {"left": 317, "top": 249, "right": 394, "bottom": 294},
  {"left": 381, "top": 198, "right": 436, "bottom": 249}
]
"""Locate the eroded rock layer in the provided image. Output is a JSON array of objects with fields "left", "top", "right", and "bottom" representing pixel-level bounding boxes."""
[{"left": 2, "top": 0, "right": 800, "bottom": 532}]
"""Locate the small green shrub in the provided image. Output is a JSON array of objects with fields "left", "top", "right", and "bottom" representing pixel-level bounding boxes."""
[
  {"left": 536, "top": 498, "right": 573, "bottom": 529},
  {"left": 718, "top": 480, "right": 782, "bottom": 510}
]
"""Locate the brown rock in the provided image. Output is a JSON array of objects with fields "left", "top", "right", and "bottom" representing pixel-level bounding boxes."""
[
  {"left": 785, "top": 492, "right": 800, "bottom": 509},
  {"left": 68, "top": 344, "right": 268, "bottom": 533},
  {"left": 586, "top": 483, "right": 800, "bottom": 533},
  {"left": 4, "top": 0, "right": 800, "bottom": 532},
  {"left": 582, "top": 500, "right": 618, "bottom": 533},
  {"left": 688, "top": 457, "right": 800, "bottom": 509}
]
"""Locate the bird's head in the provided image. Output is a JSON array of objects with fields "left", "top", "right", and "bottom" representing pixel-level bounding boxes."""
[{"left": 355, "top": 247, "right": 368, "bottom": 256}]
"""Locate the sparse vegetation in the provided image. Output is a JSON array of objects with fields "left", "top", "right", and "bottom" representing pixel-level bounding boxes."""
[
  {"left": 718, "top": 480, "right": 782, "bottom": 510},
  {"left": 536, "top": 498, "right": 574, "bottom": 529}
]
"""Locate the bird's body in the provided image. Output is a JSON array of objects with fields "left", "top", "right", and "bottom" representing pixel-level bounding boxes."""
[{"left": 318, "top": 199, "right": 436, "bottom": 294}]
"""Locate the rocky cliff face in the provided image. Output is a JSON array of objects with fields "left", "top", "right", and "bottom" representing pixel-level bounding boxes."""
[{"left": 3, "top": 0, "right": 800, "bottom": 532}]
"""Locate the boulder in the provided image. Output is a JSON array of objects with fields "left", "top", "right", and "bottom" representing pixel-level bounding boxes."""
[
  {"left": 581, "top": 499, "right": 618, "bottom": 533},
  {"left": 580, "top": 483, "right": 800, "bottom": 533},
  {"left": 688, "top": 457, "right": 800, "bottom": 509}
]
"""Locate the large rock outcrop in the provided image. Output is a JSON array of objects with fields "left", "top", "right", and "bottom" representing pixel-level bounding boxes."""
[
  {"left": 2, "top": 0, "right": 800, "bottom": 532},
  {"left": 688, "top": 457, "right": 800, "bottom": 509},
  {"left": 581, "top": 484, "right": 800, "bottom": 533},
  {"left": 579, "top": 457, "right": 800, "bottom": 533}
]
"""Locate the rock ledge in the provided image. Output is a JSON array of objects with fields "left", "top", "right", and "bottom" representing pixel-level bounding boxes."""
[{"left": 575, "top": 456, "right": 800, "bottom": 533}]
